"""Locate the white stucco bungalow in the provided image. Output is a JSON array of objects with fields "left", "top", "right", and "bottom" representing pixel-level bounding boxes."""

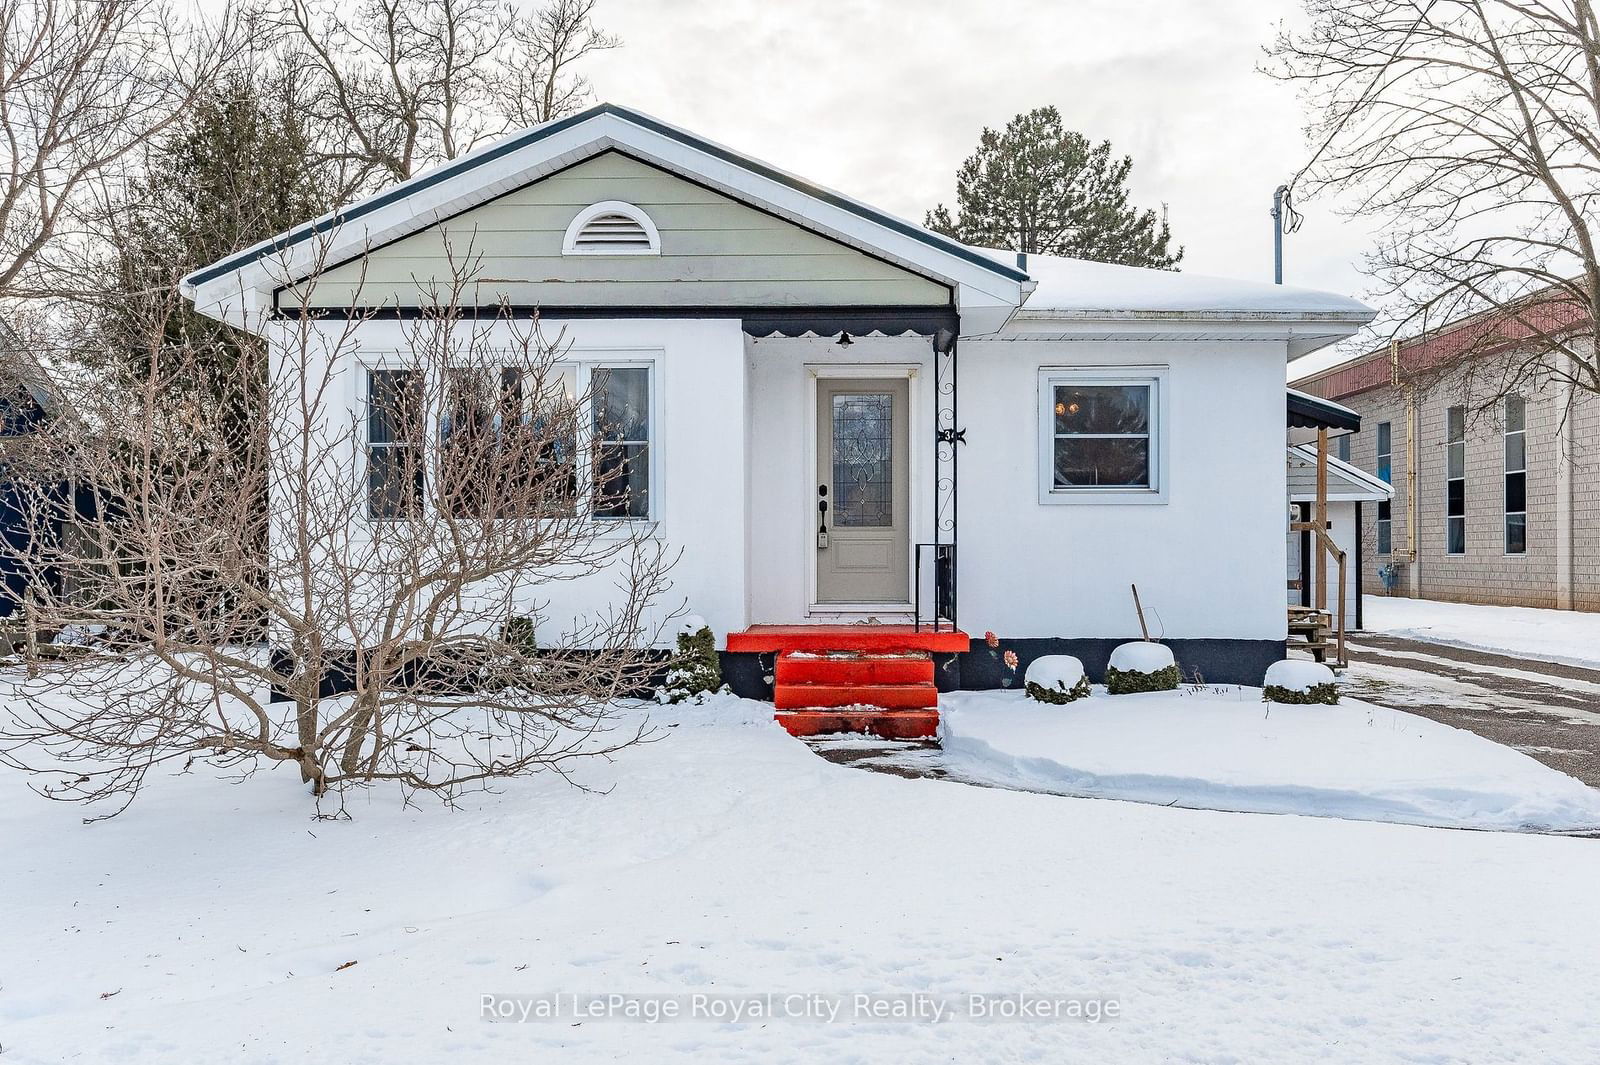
[{"left": 182, "top": 103, "right": 1374, "bottom": 720}]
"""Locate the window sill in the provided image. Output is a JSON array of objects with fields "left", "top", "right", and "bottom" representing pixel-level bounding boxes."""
[{"left": 1038, "top": 488, "right": 1166, "bottom": 505}]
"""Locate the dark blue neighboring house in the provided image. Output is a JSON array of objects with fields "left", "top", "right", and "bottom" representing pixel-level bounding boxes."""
[{"left": 0, "top": 327, "right": 67, "bottom": 620}]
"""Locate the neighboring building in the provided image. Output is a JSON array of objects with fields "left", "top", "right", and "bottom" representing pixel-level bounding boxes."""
[
  {"left": 0, "top": 322, "right": 65, "bottom": 620},
  {"left": 1292, "top": 298, "right": 1597, "bottom": 610},
  {"left": 181, "top": 103, "right": 1372, "bottom": 717}
]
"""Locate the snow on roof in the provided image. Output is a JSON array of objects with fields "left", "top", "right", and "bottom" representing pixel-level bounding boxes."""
[{"left": 973, "top": 248, "right": 1373, "bottom": 320}]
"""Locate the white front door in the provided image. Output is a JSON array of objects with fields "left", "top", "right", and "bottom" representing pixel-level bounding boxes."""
[{"left": 816, "top": 378, "right": 910, "bottom": 604}]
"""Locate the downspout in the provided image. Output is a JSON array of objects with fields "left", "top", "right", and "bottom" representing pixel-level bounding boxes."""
[
  {"left": 1394, "top": 339, "right": 1421, "bottom": 596},
  {"left": 1557, "top": 371, "right": 1576, "bottom": 609}
]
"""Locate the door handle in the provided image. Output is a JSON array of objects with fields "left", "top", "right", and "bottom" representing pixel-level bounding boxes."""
[{"left": 817, "top": 485, "right": 829, "bottom": 548}]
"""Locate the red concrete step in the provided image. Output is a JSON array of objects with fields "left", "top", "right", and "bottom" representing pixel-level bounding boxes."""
[
  {"left": 775, "top": 708, "right": 939, "bottom": 740},
  {"left": 775, "top": 650, "right": 933, "bottom": 687},
  {"left": 728, "top": 624, "right": 968, "bottom": 654},
  {"left": 773, "top": 682, "right": 938, "bottom": 710}
]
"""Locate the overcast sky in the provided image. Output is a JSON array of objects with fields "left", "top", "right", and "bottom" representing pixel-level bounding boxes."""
[{"left": 576, "top": 0, "right": 1381, "bottom": 373}]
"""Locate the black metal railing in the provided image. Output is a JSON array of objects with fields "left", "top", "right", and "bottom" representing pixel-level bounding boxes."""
[{"left": 913, "top": 542, "right": 957, "bottom": 632}]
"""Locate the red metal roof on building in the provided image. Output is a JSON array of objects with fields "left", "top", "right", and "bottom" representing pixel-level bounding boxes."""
[{"left": 1292, "top": 294, "right": 1590, "bottom": 401}]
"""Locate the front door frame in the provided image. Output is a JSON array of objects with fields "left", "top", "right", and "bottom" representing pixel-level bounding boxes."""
[{"left": 804, "top": 362, "right": 922, "bottom": 617}]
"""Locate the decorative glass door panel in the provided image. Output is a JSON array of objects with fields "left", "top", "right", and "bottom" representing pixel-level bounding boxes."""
[{"left": 816, "top": 379, "right": 909, "bottom": 604}]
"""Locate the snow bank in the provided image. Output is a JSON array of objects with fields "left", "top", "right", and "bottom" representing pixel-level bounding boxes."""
[
  {"left": 940, "top": 688, "right": 1600, "bottom": 832},
  {"left": 1264, "top": 660, "right": 1338, "bottom": 693},
  {"left": 1365, "top": 594, "right": 1600, "bottom": 668},
  {"left": 6, "top": 678, "right": 1600, "bottom": 1063}
]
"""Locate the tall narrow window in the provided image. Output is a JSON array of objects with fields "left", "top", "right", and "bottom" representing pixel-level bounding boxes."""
[
  {"left": 1505, "top": 395, "right": 1527, "bottom": 554},
  {"left": 1446, "top": 405, "right": 1466, "bottom": 554},
  {"left": 1375, "top": 421, "right": 1392, "bottom": 555},
  {"left": 367, "top": 369, "right": 424, "bottom": 520},
  {"left": 1336, "top": 433, "right": 1351, "bottom": 462},
  {"left": 592, "top": 366, "right": 651, "bottom": 519}
]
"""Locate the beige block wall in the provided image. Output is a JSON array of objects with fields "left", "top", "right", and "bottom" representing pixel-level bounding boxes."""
[{"left": 1331, "top": 356, "right": 1580, "bottom": 610}]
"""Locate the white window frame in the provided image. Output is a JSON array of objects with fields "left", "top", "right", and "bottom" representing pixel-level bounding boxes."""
[
  {"left": 584, "top": 360, "right": 658, "bottom": 523},
  {"left": 1445, "top": 404, "right": 1466, "bottom": 555},
  {"left": 358, "top": 353, "right": 660, "bottom": 526},
  {"left": 561, "top": 200, "right": 661, "bottom": 256},
  {"left": 1037, "top": 367, "right": 1168, "bottom": 504},
  {"left": 363, "top": 364, "right": 426, "bottom": 522},
  {"left": 1504, "top": 394, "right": 1527, "bottom": 556}
]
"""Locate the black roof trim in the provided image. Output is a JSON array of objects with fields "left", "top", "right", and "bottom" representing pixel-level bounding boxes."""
[
  {"left": 185, "top": 103, "right": 1030, "bottom": 289},
  {"left": 1287, "top": 388, "right": 1361, "bottom": 431}
]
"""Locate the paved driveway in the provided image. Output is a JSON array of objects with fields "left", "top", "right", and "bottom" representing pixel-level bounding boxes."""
[{"left": 1341, "top": 633, "right": 1600, "bottom": 788}]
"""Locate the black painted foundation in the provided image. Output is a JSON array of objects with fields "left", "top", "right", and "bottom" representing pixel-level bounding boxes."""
[{"left": 719, "top": 637, "right": 1286, "bottom": 702}]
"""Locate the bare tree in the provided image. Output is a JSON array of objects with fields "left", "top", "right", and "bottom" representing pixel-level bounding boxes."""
[
  {"left": 0, "top": 0, "right": 233, "bottom": 300},
  {"left": 0, "top": 249, "right": 674, "bottom": 815},
  {"left": 1268, "top": 0, "right": 1600, "bottom": 400},
  {"left": 272, "top": 0, "right": 617, "bottom": 194}
]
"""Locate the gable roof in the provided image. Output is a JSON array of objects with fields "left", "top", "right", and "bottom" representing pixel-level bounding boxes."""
[
  {"left": 1287, "top": 444, "right": 1392, "bottom": 503},
  {"left": 182, "top": 103, "right": 1031, "bottom": 333}
]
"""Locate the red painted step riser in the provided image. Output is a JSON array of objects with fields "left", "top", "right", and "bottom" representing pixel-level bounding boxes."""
[
  {"left": 773, "top": 683, "right": 938, "bottom": 710},
  {"left": 775, "top": 657, "right": 934, "bottom": 687},
  {"left": 776, "top": 711, "right": 939, "bottom": 740},
  {"left": 728, "top": 625, "right": 968, "bottom": 654}
]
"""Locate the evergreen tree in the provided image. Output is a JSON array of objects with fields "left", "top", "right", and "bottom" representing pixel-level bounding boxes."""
[
  {"left": 96, "top": 72, "right": 336, "bottom": 417},
  {"left": 926, "top": 107, "right": 1182, "bottom": 270}
]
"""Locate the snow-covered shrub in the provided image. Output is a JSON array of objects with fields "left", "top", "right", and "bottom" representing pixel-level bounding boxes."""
[
  {"left": 1262, "top": 660, "right": 1339, "bottom": 705},
  {"left": 1024, "top": 655, "right": 1090, "bottom": 704},
  {"left": 658, "top": 615, "right": 725, "bottom": 704},
  {"left": 1104, "top": 641, "right": 1179, "bottom": 695},
  {"left": 503, "top": 616, "right": 537, "bottom": 655}
]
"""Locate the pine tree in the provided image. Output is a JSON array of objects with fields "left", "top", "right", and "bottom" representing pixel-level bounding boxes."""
[
  {"left": 94, "top": 72, "right": 336, "bottom": 418},
  {"left": 926, "top": 107, "right": 1182, "bottom": 270}
]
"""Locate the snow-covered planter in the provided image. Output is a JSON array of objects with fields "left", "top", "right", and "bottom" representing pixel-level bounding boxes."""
[
  {"left": 1024, "top": 655, "right": 1091, "bottom": 704},
  {"left": 1104, "top": 641, "right": 1180, "bottom": 695},
  {"left": 657, "top": 615, "right": 726, "bottom": 705},
  {"left": 1262, "top": 659, "right": 1340, "bottom": 705}
]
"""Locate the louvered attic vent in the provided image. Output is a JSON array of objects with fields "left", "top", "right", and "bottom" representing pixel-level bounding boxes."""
[{"left": 562, "top": 201, "right": 661, "bottom": 255}]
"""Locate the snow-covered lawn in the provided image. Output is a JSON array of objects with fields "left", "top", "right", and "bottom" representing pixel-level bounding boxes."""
[
  {"left": 1365, "top": 593, "right": 1600, "bottom": 668},
  {"left": 5, "top": 694, "right": 1600, "bottom": 1063},
  {"left": 941, "top": 687, "right": 1600, "bottom": 831}
]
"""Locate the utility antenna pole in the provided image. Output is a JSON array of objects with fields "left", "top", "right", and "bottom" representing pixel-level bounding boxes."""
[{"left": 1270, "top": 183, "right": 1302, "bottom": 284}]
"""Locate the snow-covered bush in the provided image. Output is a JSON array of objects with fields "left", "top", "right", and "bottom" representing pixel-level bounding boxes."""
[
  {"left": 658, "top": 615, "right": 726, "bottom": 705},
  {"left": 1262, "top": 660, "right": 1339, "bottom": 705},
  {"left": 1104, "top": 641, "right": 1179, "bottom": 694},
  {"left": 1024, "top": 655, "right": 1090, "bottom": 704}
]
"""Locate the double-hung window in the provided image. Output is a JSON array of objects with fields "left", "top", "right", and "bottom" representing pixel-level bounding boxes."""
[
  {"left": 1375, "top": 421, "right": 1392, "bottom": 555},
  {"left": 1445, "top": 405, "right": 1466, "bottom": 554},
  {"left": 366, "top": 369, "right": 425, "bottom": 520},
  {"left": 1504, "top": 395, "right": 1527, "bottom": 554},
  {"left": 591, "top": 366, "right": 652, "bottom": 520},
  {"left": 1039, "top": 370, "right": 1163, "bottom": 501}
]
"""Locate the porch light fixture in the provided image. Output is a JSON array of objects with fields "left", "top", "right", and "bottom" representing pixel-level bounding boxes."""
[{"left": 836, "top": 331, "right": 853, "bottom": 347}]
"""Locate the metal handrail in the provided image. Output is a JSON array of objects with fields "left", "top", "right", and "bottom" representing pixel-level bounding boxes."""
[{"left": 913, "top": 542, "right": 956, "bottom": 633}]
